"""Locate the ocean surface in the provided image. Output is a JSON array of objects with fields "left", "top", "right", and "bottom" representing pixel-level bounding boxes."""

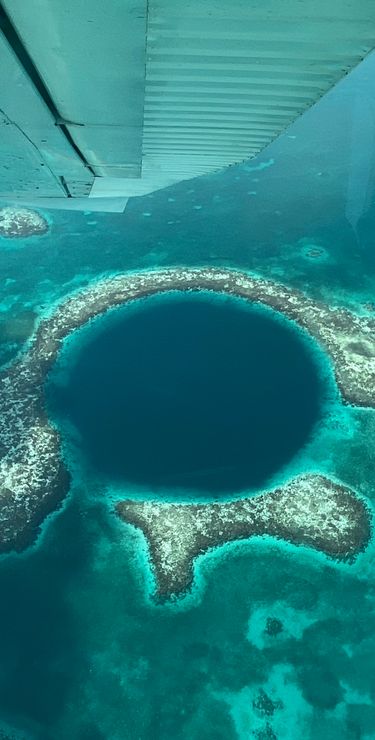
[
  {"left": 0, "top": 54, "right": 375, "bottom": 739},
  {"left": 47, "top": 292, "right": 328, "bottom": 497}
]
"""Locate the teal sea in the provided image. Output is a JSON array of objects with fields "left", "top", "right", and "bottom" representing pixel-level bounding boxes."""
[{"left": 0, "top": 56, "right": 375, "bottom": 739}]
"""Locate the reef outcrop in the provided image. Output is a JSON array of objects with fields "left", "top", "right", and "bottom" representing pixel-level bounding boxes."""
[
  {"left": 0, "top": 207, "right": 48, "bottom": 238},
  {"left": 117, "top": 475, "right": 370, "bottom": 599},
  {"left": 0, "top": 267, "right": 372, "bottom": 560}
]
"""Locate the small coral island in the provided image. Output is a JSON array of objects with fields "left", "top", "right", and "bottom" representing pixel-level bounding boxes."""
[
  {"left": 0, "top": 267, "right": 373, "bottom": 595},
  {"left": 0, "top": 207, "right": 48, "bottom": 238}
]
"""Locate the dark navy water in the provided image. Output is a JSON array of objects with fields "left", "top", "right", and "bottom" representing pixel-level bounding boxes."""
[
  {"left": 0, "top": 501, "right": 88, "bottom": 740},
  {"left": 49, "top": 294, "right": 324, "bottom": 496}
]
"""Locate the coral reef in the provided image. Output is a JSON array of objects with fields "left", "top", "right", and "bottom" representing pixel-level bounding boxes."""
[
  {"left": 0, "top": 207, "right": 48, "bottom": 238},
  {"left": 0, "top": 267, "right": 372, "bottom": 566},
  {"left": 117, "top": 475, "right": 370, "bottom": 598}
]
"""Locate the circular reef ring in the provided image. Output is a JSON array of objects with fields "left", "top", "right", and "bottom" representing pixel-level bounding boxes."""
[{"left": 0, "top": 267, "right": 372, "bottom": 598}]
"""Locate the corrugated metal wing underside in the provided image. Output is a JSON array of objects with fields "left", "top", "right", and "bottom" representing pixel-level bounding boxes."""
[
  {"left": 1, "top": 0, "right": 375, "bottom": 201},
  {"left": 142, "top": 1, "right": 375, "bottom": 180}
]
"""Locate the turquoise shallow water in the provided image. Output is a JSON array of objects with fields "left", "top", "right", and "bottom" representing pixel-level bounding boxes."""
[{"left": 0, "top": 57, "right": 375, "bottom": 740}]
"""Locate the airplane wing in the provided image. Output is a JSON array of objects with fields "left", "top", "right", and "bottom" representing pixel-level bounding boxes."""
[{"left": 1, "top": 0, "right": 375, "bottom": 210}]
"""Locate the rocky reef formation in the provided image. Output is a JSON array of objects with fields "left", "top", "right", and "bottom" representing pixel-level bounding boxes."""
[
  {"left": 0, "top": 267, "right": 372, "bottom": 561},
  {"left": 30, "top": 267, "right": 375, "bottom": 408},
  {"left": 117, "top": 475, "right": 370, "bottom": 599},
  {"left": 0, "top": 207, "right": 48, "bottom": 238}
]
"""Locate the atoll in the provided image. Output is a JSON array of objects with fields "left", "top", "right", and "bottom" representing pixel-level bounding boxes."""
[
  {"left": 0, "top": 207, "right": 48, "bottom": 238},
  {"left": 0, "top": 267, "right": 372, "bottom": 572}
]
